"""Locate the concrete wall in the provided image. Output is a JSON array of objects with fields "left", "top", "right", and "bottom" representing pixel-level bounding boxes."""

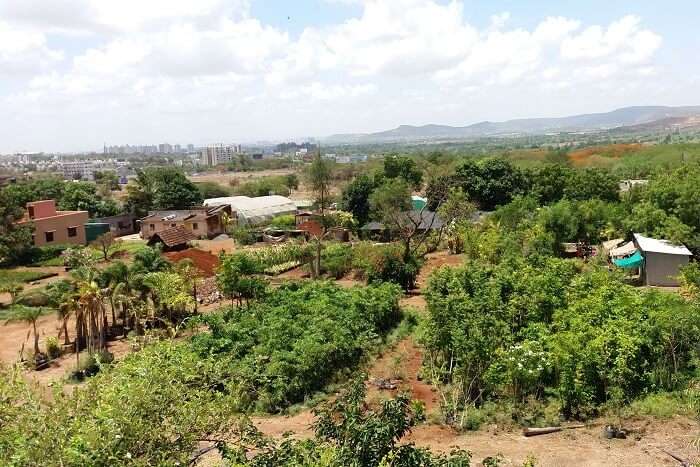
[
  {"left": 141, "top": 218, "right": 222, "bottom": 240},
  {"left": 643, "top": 251, "right": 690, "bottom": 287},
  {"left": 26, "top": 200, "right": 57, "bottom": 219},
  {"left": 30, "top": 211, "right": 89, "bottom": 247}
]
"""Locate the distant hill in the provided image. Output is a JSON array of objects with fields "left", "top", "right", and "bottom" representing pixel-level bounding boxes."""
[{"left": 325, "top": 105, "right": 700, "bottom": 143}]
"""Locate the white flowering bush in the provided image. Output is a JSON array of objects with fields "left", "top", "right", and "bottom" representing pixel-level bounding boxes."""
[{"left": 485, "top": 340, "right": 551, "bottom": 402}]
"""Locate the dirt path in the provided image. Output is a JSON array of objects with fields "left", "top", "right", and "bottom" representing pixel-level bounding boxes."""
[
  {"left": 252, "top": 251, "right": 457, "bottom": 439},
  {"left": 407, "top": 417, "right": 700, "bottom": 466}
]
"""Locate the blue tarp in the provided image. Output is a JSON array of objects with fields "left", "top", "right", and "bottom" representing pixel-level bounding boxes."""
[{"left": 613, "top": 250, "right": 644, "bottom": 269}]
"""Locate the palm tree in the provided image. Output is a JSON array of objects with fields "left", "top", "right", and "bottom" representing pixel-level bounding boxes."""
[
  {"left": 71, "top": 267, "right": 108, "bottom": 357},
  {"left": 4, "top": 305, "right": 45, "bottom": 357},
  {"left": 57, "top": 295, "right": 78, "bottom": 346}
]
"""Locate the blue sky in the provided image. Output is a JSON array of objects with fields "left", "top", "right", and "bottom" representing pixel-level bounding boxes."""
[{"left": 0, "top": 0, "right": 698, "bottom": 152}]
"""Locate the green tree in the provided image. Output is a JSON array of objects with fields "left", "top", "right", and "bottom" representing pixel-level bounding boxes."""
[
  {"left": 455, "top": 158, "right": 526, "bottom": 210},
  {"left": 125, "top": 167, "right": 202, "bottom": 216},
  {"left": 563, "top": 168, "right": 619, "bottom": 202},
  {"left": 341, "top": 174, "right": 378, "bottom": 227},
  {"left": 0, "top": 187, "right": 34, "bottom": 266},
  {"left": 383, "top": 155, "right": 424, "bottom": 189},
  {"left": 94, "top": 170, "right": 120, "bottom": 191},
  {"left": 196, "top": 181, "right": 231, "bottom": 199},
  {"left": 216, "top": 253, "right": 268, "bottom": 307},
  {"left": 59, "top": 181, "right": 120, "bottom": 217}
]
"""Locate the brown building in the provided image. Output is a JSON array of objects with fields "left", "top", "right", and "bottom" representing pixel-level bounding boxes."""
[
  {"left": 18, "top": 200, "right": 89, "bottom": 247},
  {"left": 139, "top": 205, "right": 231, "bottom": 240}
]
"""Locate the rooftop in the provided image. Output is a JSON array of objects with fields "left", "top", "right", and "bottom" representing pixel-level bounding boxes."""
[
  {"left": 633, "top": 233, "right": 692, "bottom": 256},
  {"left": 148, "top": 226, "right": 197, "bottom": 248}
]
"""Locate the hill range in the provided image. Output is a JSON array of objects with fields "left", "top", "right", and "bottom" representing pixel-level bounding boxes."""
[{"left": 326, "top": 105, "right": 700, "bottom": 143}]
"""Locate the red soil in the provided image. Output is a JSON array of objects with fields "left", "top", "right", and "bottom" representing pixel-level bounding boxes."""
[{"left": 164, "top": 248, "right": 220, "bottom": 277}]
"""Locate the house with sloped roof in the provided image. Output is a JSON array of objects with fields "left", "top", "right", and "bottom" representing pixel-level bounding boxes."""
[
  {"left": 147, "top": 226, "right": 197, "bottom": 252},
  {"left": 139, "top": 205, "right": 231, "bottom": 241}
]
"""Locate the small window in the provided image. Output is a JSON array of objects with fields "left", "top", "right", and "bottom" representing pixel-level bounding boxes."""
[
  {"left": 171, "top": 223, "right": 177, "bottom": 228},
  {"left": 192, "top": 223, "right": 198, "bottom": 230},
  {"left": 150, "top": 224, "right": 155, "bottom": 231},
  {"left": 45, "top": 231, "right": 55, "bottom": 243},
  {"left": 67, "top": 226, "right": 77, "bottom": 238}
]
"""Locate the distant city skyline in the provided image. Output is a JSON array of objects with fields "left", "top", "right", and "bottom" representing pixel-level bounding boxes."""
[{"left": 1, "top": 0, "right": 699, "bottom": 153}]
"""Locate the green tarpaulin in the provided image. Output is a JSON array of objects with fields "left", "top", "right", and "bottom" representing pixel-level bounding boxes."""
[{"left": 613, "top": 250, "right": 644, "bottom": 269}]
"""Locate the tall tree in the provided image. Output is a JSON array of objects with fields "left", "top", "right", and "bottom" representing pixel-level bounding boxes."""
[
  {"left": 0, "top": 187, "right": 34, "bottom": 266},
  {"left": 125, "top": 167, "right": 202, "bottom": 216},
  {"left": 341, "top": 174, "right": 377, "bottom": 227},
  {"left": 308, "top": 149, "right": 333, "bottom": 277}
]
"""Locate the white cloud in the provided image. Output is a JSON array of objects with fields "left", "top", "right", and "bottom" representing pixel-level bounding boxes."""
[
  {"left": 0, "top": 21, "right": 63, "bottom": 75},
  {"left": 0, "top": 0, "right": 674, "bottom": 152},
  {"left": 561, "top": 15, "right": 661, "bottom": 63}
]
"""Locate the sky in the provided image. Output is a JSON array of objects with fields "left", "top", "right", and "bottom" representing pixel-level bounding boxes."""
[{"left": 1, "top": 0, "right": 699, "bottom": 153}]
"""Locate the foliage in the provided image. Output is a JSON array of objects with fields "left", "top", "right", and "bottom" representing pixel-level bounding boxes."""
[
  {"left": 454, "top": 158, "right": 527, "bottom": 210},
  {"left": 232, "top": 176, "right": 296, "bottom": 197},
  {"left": 341, "top": 173, "right": 378, "bottom": 227},
  {"left": 225, "top": 380, "right": 472, "bottom": 466},
  {"left": 45, "top": 336, "right": 62, "bottom": 359},
  {"left": 352, "top": 243, "right": 422, "bottom": 290},
  {"left": 680, "top": 262, "right": 700, "bottom": 299},
  {"left": 382, "top": 155, "right": 424, "bottom": 189},
  {"left": 58, "top": 181, "right": 120, "bottom": 218},
  {"left": 322, "top": 243, "right": 353, "bottom": 279},
  {"left": 422, "top": 245, "right": 700, "bottom": 422},
  {"left": 231, "top": 226, "right": 258, "bottom": 245},
  {"left": 269, "top": 214, "right": 297, "bottom": 229},
  {"left": 62, "top": 247, "right": 97, "bottom": 270},
  {"left": 193, "top": 281, "right": 402, "bottom": 412},
  {"left": 0, "top": 187, "right": 34, "bottom": 266},
  {"left": 125, "top": 167, "right": 202, "bottom": 216},
  {"left": 216, "top": 253, "right": 269, "bottom": 307},
  {"left": 0, "top": 343, "right": 237, "bottom": 466},
  {"left": 94, "top": 170, "right": 120, "bottom": 191},
  {"left": 196, "top": 180, "right": 231, "bottom": 199},
  {"left": 561, "top": 168, "right": 619, "bottom": 202}
]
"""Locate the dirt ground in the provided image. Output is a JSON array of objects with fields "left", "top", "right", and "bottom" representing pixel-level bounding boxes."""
[{"left": 165, "top": 248, "right": 220, "bottom": 277}]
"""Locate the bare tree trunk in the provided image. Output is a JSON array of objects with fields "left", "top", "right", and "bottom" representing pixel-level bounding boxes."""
[
  {"left": 62, "top": 319, "right": 70, "bottom": 346},
  {"left": 32, "top": 321, "right": 40, "bottom": 355}
]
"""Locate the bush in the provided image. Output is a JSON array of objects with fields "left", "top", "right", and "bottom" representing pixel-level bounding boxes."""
[
  {"left": 352, "top": 243, "right": 422, "bottom": 290},
  {"left": 231, "top": 226, "right": 257, "bottom": 245},
  {"left": 193, "top": 281, "right": 402, "bottom": 412},
  {"left": 269, "top": 214, "right": 296, "bottom": 229},
  {"left": 321, "top": 243, "right": 353, "bottom": 279},
  {"left": 45, "top": 336, "right": 62, "bottom": 360}
]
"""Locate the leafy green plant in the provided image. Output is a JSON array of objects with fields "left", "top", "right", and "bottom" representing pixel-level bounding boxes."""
[{"left": 45, "top": 336, "right": 62, "bottom": 360}]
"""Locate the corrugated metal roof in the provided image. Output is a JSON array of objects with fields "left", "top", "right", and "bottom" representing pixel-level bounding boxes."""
[{"left": 633, "top": 233, "right": 692, "bottom": 256}]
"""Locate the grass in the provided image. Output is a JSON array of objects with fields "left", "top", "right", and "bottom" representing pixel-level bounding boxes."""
[
  {"left": 106, "top": 240, "right": 148, "bottom": 258},
  {"left": 620, "top": 391, "right": 693, "bottom": 419},
  {"left": 0, "top": 270, "right": 56, "bottom": 287}
]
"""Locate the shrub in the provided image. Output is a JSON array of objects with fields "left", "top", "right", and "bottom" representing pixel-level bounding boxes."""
[
  {"left": 45, "top": 336, "right": 62, "bottom": 360},
  {"left": 269, "top": 214, "right": 296, "bottom": 229},
  {"left": 193, "top": 281, "right": 402, "bottom": 412},
  {"left": 231, "top": 226, "right": 257, "bottom": 245},
  {"left": 321, "top": 243, "right": 353, "bottom": 279},
  {"left": 352, "top": 243, "right": 422, "bottom": 290}
]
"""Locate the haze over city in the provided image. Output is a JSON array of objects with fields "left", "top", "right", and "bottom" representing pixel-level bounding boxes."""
[{"left": 2, "top": 0, "right": 700, "bottom": 153}]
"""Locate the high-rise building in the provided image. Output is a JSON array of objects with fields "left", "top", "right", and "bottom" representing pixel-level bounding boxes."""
[
  {"left": 200, "top": 144, "right": 242, "bottom": 166},
  {"left": 62, "top": 160, "right": 95, "bottom": 181}
]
